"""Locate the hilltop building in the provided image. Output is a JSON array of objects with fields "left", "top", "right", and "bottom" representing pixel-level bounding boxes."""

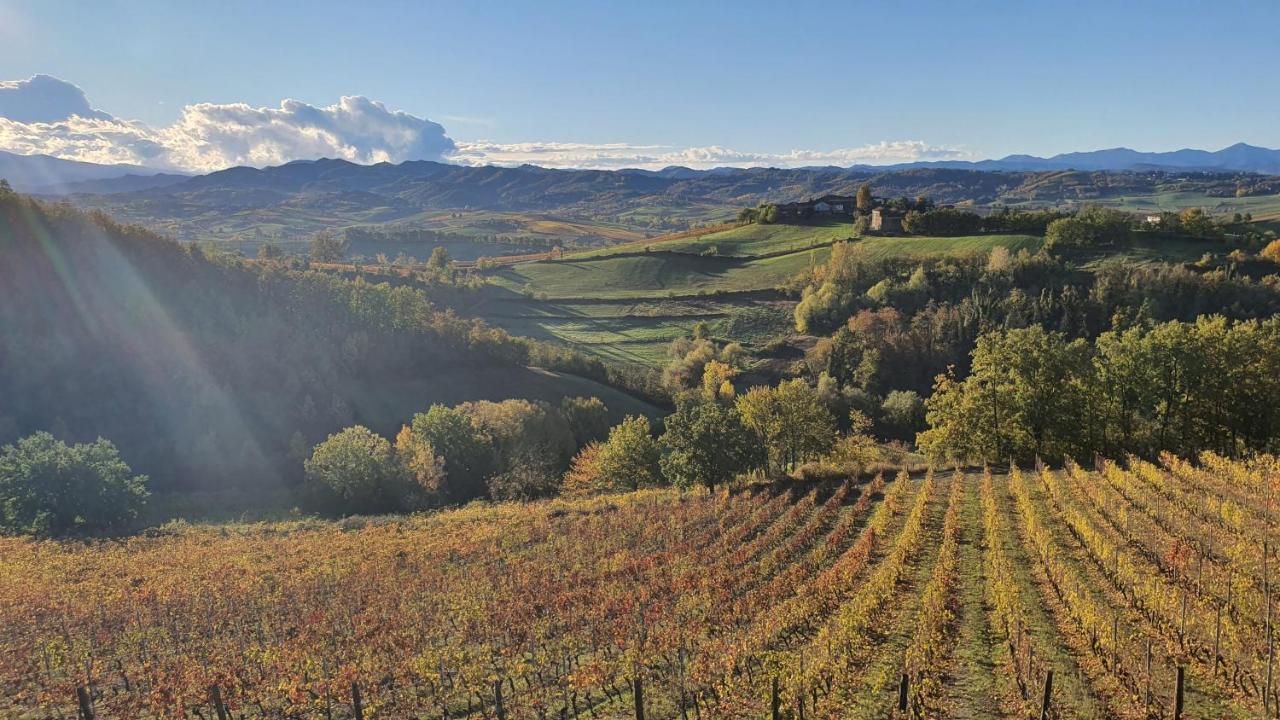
[{"left": 775, "top": 194, "right": 858, "bottom": 221}]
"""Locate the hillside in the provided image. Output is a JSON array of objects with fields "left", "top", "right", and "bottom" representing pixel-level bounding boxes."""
[
  {"left": 465, "top": 220, "right": 1048, "bottom": 365},
  {"left": 52, "top": 159, "right": 1280, "bottom": 258},
  {"left": 5, "top": 457, "right": 1277, "bottom": 718},
  {"left": 0, "top": 189, "right": 657, "bottom": 507}
]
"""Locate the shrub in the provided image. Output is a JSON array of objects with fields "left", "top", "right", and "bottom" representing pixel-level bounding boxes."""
[
  {"left": 0, "top": 432, "right": 148, "bottom": 536},
  {"left": 596, "top": 416, "right": 663, "bottom": 491},
  {"left": 1262, "top": 239, "right": 1280, "bottom": 264},
  {"left": 304, "top": 426, "right": 407, "bottom": 514}
]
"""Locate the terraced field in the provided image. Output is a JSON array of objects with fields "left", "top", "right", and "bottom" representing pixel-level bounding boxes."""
[{"left": 4, "top": 455, "right": 1278, "bottom": 719}]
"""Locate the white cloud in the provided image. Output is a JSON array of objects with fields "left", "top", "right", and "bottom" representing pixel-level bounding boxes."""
[
  {"left": 0, "top": 75, "right": 113, "bottom": 123},
  {"left": 0, "top": 74, "right": 968, "bottom": 172},
  {"left": 156, "top": 96, "right": 455, "bottom": 172},
  {"left": 0, "top": 76, "right": 456, "bottom": 172},
  {"left": 451, "top": 139, "right": 970, "bottom": 170}
]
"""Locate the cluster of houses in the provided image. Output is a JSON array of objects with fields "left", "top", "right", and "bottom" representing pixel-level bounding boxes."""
[{"left": 773, "top": 194, "right": 904, "bottom": 233}]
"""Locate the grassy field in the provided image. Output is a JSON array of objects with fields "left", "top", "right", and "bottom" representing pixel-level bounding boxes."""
[
  {"left": 566, "top": 219, "right": 859, "bottom": 259},
  {"left": 473, "top": 296, "right": 795, "bottom": 365},
  {"left": 5, "top": 457, "right": 1271, "bottom": 719},
  {"left": 487, "top": 246, "right": 833, "bottom": 300},
  {"left": 856, "top": 233, "right": 1042, "bottom": 259},
  {"left": 1091, "top": 191, "right": 1280, "bottom": 221}
]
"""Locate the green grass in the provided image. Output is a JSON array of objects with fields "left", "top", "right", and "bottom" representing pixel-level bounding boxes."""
[
  {"left": 1072, "top": 235, "right": 1220, "bottom": 269},
  {"left": 855, "top": 234, "right": 1043, "bottom": 260},
  {"left": 1089, "top": 191, "right": 1280, "bottom": 221},
  {"left": 630, "top": 219, "right": 856, "bottom": 258},
  {"left": 472, "top": 296, "right": 794, "bottom": 366},
  {"left": 488, "top": 246, "right": 833, "bottom": 300}
]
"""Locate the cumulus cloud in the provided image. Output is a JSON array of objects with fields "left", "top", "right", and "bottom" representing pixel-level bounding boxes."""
[
  {"left": 0, "top": 74, "right": 113, "bottom": 123},
  {"left": 0, "top": 74, "right": 967, "bottom": 172},
  {"left": 451, "top": 139, "right": 971, "bottom": 170},
  {"left": 0, "top": 75, "right": 456, "bottom": 172},
  {"left": 157, "top": 96, "right": 455, "bottom": 172}
]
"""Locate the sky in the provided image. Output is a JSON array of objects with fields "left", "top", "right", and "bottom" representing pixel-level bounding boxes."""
[{"left": 1, "top": 0, "right": 1278, "bottom": 172}]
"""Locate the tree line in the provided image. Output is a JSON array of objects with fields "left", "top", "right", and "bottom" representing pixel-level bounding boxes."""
[
  {"left": 919, "top": 317, "right": 1280, "bottom": 463},
  {"left": 302, "top": 367, "right": 872, "bottom": 517}
]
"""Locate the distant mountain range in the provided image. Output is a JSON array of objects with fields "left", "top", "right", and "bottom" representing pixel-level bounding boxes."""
[
  {"left": 888, "top": 142, "right": 1280, "bottom": 174},
  {"left": 620, "top": 143, "right": 1280, "bottom": 177},
  {"left": 4, "top": 143, "right": 1279, "bottom": 246},
  {"left": 3, "top": 143, "right": 1280, "bottom": 196},
  {"left": 0, "top": 150, "right": 188, "bottom": 193}
]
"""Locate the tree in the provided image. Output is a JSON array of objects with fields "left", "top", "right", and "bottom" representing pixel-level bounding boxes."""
[
  {"left": 660, "top": 397, "right": 763, "bottom": 490},
  {"left": 394, "top": 425, "right": 445, "bottom": 501},
  {"left": 460, "top": 399, "right": 577, "bottom": 480},
  {"left": 736, "top": 379, "right": 837, "bottom": 475},
  {"left": 700, "top": 360, "right": 737, "bottom": 403},
  {"left": 1177, "top": 207, "right": 1220, "bottom": 239},
  {"left": 1044, "top": 207, "right": 1132, "bottom": 250},
  {"left": 917, "top": 326, "right": 1092, "bottom": 464},
  {"left": 257, "top": 241, "right": 283, "bottom": 260},
  {"left": 596, "top": 415, "right": 663, "bottom": 491},
  {"left": 562, "top": 442, "right": 604, "bottom": 496},
  {"left": 0, "top": 432, "right": 148, "bottom": 536},
  {"left": 427, "top": 246, "right": 453, "bottom": 272},
  {"left": 856, "top": 183, "right": 873, "bottom": 213},
  {"left": 404, "top": 405, "right": 496, "bottom": 503},
  {"left": 486, "top": 445, "right": 561, "bottom": 501},
  {"left": 879, "top": 390, "right": 925, "bottom": 440},
  {"left": 560, "top": 396, "right": 610, "bottom": 446},
  {"left": 826, "top": 410, "right": 880, "bottom": 473},
  {"left": 304, "top": 426, "right": 406, "bottom": 514},
  {"left": 309, "top": 230, "right": 347, "bottom": 262},
  {"left": 1262, "top": 238, "right": 1280, "bottom": 264}
]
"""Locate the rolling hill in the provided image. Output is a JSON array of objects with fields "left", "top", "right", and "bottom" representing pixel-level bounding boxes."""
[
  {"left": 0, "top": 190, "right": 659, "bottom": 504},
  {"left": 42, "top": 156, "right": 1280, "bottom": 257}
]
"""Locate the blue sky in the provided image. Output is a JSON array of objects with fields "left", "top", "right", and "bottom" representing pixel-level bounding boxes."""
[{"left": 1, "top": 0, "right": 1277, "bottom": 170}]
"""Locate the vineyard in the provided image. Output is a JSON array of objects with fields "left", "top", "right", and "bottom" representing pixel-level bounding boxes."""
[{"left": 3, "top": 455, "right": 1280, "bottom": 719}]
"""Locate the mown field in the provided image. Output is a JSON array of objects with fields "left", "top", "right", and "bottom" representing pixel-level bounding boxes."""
[{"left": 4, "top": 455, "right": 1278, "bottom": 719}]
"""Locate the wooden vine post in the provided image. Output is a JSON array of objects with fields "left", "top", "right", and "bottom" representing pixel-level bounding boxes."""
[
  {"left": 1038, "top": 670, "right": 1053, "bottom": 720},
  {"left": 897, "top": 673, "right": 908, "bottom": 713},
  {"left": 1144, "top": 640, "right": 1153, "bottom": 712},
  {"left": 771, "top": 675, "right": 780, "bottom": 720},
  {"left": 633, "top": 676, "right": 644, "bottom": 720},
  {"left": 1213, "top": 604, "right": 1222, "bottom": 675},
  {"left": 210, "top": 684, "right": 228, "bottom": 720},
  {"left": 1173, "top": 666, "right": 1185, "bottom": 720},
  {"left": 352, "top": 680, "right": 365, "bottom": 720},
  {"left": 75, "top": 687, "right": 94, "bottom": 720}
]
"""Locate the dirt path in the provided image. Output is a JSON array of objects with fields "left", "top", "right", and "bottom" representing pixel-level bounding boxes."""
[{"left": 940, "top": 473, "right": 1010, "bottom": 719}]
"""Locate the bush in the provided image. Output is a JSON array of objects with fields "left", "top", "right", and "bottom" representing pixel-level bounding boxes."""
[
  {"left": 1262, "top": 239, "right": 1280, "bottom": 264},
  {"left": 596, "top": 415, "right": 663, "bottom": 491},
  {"left": 0, "top": 432, "right": 148, "bottom": 536},
  {"left": 304, "top": 426, "right": 408, "bottom": 514}
]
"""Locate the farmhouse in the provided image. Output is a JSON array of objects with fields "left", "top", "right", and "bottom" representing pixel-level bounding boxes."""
[{"left": 775, "top": 194, "right": 858, "bottom": 221}]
